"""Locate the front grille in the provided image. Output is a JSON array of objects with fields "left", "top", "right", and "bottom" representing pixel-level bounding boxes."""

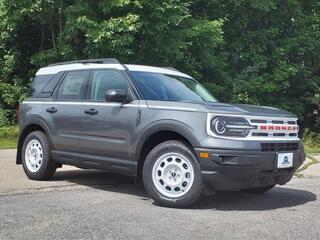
[
  {"left": 251, "top": 119, "right": 267, "bottom": 124},
  {"left": 252, "top": 133, "right": 268, "bottom": 136},
  {"left": 271, "top": 120, "right": 284, "bottom": 124},
  {"left": 248, "top": 117, "right": 299, "bottom": 140},
  {"left": 261, "top": 142, "right": 299, "bottom": 152},
  {"left": 273, "top": 133, "right": 285, "bottom": 137}
]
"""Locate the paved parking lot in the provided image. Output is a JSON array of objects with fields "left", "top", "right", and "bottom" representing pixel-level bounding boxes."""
[{"left": 0, "top": 149, "right": 319, "bottom": 240}]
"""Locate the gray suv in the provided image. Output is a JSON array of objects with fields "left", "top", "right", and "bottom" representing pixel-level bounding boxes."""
[{"left": 17, "top": 58, "right": 306, "bottom": 207}]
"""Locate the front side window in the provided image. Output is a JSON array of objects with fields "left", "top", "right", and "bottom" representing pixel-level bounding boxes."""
[
  {"left": 90, "top": 70, "right": 129, "bottom": 101},
  {"left": 57, "top": 71, "right": 89, "bottom": 100},
  {"left": 130, "top": 71, "right": 217, "bottom": 102}
]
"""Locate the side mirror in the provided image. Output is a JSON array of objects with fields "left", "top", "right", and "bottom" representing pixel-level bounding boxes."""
[{"left": 105, "top": 89, "right": 129, "bottom": 103}]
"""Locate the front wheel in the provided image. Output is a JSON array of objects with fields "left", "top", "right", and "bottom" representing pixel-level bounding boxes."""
[{"left": 143, "top": 140, "right": 203, "bottom": 208}]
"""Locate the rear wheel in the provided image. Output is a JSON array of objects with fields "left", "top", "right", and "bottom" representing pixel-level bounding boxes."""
[
  {"left": 143, "top": 140, "right": 203, "bottom": 208},
  {"left": 242, "top": 185, "right": 275, "bottom": 194},
  {"left": 22, "top": 131, "right": 56, "bottom": 180}
]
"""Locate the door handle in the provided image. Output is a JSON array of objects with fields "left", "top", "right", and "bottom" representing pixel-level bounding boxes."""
[
  {"left": 46, "top": 107, "right": 57, "bottom": 113},
  {"left": 84, "top": 108, "right": 98, "bottom": 115}
]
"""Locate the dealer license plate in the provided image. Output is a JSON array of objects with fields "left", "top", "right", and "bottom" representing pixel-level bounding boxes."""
[{"left": 277, "top": 153, "right": 293, "bottom": 169}]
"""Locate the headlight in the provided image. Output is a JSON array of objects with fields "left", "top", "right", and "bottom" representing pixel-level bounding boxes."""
[
  {"left": 214, "top": 118, "right": 227, "bottom": 134},
  {"left": 211, "top": 117, "right": 256, "bottom": 137}
]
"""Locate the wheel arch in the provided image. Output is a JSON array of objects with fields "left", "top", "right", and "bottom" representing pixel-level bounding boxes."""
[
  {"left": 134, "top": 121, "right": 200, "bottom": 182},
  {"left": 16, "top": 120, "right": 51, "bottom": 164}
]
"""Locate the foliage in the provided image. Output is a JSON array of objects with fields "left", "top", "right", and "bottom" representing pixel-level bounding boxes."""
[
  {"left": 196, "top": 0, "right": 320, "bottom": 125},
  {"left": 0, "top": 0, "right": 319, "bottom": 135},
  {"left": 302, "top": 128, "right": 320, "bottom": 153},
  {"left": 0, "top": 82, "right": 26, "bottom": 126},
  {"left": 0, "top": 125, "right": 19, "bottom": 149},
  {"left": 0, "top": 109, "right": 9, "bottom": 127}
]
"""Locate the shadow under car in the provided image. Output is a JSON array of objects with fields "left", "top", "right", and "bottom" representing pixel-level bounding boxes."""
[{"left": 50, "top": 169, "right": 317, "bottom": 210}]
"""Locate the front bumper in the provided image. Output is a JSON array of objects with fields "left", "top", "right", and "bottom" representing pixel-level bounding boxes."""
[{"left": 195, "top": 145, "right": 306, "bottom": 191}]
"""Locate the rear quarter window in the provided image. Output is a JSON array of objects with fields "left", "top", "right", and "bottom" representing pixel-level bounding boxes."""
[{"left": 29, "top": 74, "right": 54, "bottom": 97}]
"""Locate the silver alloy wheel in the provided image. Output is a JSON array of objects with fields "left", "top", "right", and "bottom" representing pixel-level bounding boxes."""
[
  {"left": 152, "top": 152, "right": 195, "bottom": 198},
  {"left": 25, "top": 139, "right": 43, "bottom": 173}
]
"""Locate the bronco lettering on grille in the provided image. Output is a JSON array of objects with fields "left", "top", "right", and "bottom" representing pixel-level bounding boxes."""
[{"left": 259, "top": 125, "right": 299, "bottom": 131}]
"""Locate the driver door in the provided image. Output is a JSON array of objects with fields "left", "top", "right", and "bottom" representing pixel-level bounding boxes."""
[{"left": 79, "top": 69, "right": 138, "bottom": 173}]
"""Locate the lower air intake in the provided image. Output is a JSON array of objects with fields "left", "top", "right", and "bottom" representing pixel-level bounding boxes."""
[{"left": 261, "top": 142, "right": 299, "bottom": 152}]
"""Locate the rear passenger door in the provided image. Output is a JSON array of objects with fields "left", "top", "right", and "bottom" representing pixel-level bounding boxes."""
[
  {"left": 45, "top": 70, "right": 90, "bottom": 165},
  {"left": 79, "top": 70, "right": 139, "bottom": 173}
]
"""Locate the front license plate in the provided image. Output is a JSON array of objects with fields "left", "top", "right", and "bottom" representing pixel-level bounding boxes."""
[{"left": 277, "top": 153, "right": 293, "bottom": 169}]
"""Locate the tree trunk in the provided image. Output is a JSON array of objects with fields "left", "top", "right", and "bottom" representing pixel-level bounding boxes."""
[
  {"left": 39, "top": 25, "right": 45, "bottom": 51},
  {"left": 51, "top": 24, "right": 56, "bottom": 49},
  {"left": 59, "top": 0, "right": 63, "bottom": 43}
]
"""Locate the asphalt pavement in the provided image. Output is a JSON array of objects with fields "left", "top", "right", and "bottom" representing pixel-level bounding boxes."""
[{"left": 0, "top": 149, "right": 319, "bottom": 240}]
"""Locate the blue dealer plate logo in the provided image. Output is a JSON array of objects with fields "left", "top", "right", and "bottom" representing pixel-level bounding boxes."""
[{"left": 282, "top": 156, "right": 289, "bottom": 164}]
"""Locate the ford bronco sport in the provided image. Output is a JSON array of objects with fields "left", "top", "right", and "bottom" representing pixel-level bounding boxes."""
[{"left": 17, "top": 58, "right": 306, "bottom": 208}]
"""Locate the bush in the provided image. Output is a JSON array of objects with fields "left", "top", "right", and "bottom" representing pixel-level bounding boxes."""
[
  {"left": 302, "top": 128, "right": 320, "bottom": 153},
  {"left": 0, "top": 82, "right": 27, "bottom": 125},
  {"left": 0, "top": 109, "right": 9, "bottom": 127},
  {"left": 0, "top": 125, "right": 19, "bottom": 149}
]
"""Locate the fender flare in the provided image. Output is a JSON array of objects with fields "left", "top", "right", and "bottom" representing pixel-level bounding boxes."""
[
  {"left": 16, "top": 118, "right": 52, "bottom": 164},
  {"left": 134, "top": 119, "right": 200, "bottom": 162}
]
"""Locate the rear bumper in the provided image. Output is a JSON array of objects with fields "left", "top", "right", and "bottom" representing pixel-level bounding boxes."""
[{"left": 195, "top": 144, "right": 306, "bottom": 191}]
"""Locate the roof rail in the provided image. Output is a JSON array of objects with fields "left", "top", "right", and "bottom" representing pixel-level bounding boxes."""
[{"left": 48, "top": 58, "right": 121, "bottom": 67}]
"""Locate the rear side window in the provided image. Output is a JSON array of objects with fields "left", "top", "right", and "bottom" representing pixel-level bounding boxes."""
[
  {"left": 30, "top": 74, "right": 54, "bottom": 96},
  {"left": 56, "top": 71, "right": 89, "bottom": 100}
]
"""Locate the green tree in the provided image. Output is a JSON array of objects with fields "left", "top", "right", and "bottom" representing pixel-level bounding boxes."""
[
  {"left": 192, "top": 0, "right": 320, "bottom": 130},
  {"left": 0, "top": 0, "right": 319, "bottom": 134}
]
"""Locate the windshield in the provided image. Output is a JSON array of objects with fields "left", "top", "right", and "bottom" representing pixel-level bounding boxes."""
[{"left": 130, "top": 71, "right": 217, "bottom": 102}]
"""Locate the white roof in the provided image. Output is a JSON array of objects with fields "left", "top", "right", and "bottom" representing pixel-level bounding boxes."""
[
  {"left": 125, "top": 64, "right": 192, "bottom": 78},
  {"left": 36, "top": 63, "right": 193, "bottom": 79},
  {"left": 36, "top": 63, "right": 125, "bottom": 75}
]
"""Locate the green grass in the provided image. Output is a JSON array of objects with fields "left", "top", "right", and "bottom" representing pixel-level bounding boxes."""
[
  {"left": 0, "top": 125, "right": 19, "bottom": 149},
  {"left": 302, "top": 143, "right": 320, "bottom": 154},
  {"left": 302, "top": 129, "right": 320, "bottom": 153}
]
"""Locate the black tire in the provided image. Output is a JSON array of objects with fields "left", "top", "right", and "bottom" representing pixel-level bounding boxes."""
[
  {"left": 143, "top": 140, "right": 203, "bottom": 208},
  {"left": 22, "top": 131, "right": 56, "bottom": 180},
  {"left": 242, "top": 185, "right": 275, "bottom": 194}
]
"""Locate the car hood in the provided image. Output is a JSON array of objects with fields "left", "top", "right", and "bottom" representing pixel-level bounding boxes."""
[{"left": 145, "top": 100, "right": 297, "bottom": 118}]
